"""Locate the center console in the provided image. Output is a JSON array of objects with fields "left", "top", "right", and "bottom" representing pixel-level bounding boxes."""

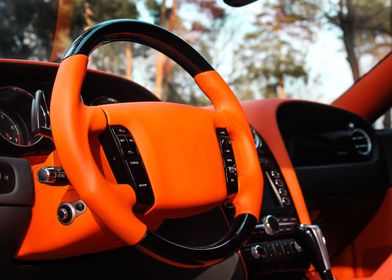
[{"left": 224, "top": 128, "right": 310, "bottom": 278}]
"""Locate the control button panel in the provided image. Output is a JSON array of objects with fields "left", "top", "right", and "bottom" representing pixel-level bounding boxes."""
[
  {"left": 250, "top": 244, "right": 266, "bottom": 260},
  {"left": 244, "top": 239, "right": 304, "bottom": 262},
  {"left": 252, "top": 127, "right": 294, "bottom": 209},
  {"left": 216, "top": 128, "right": 238, "bottom": 196},
  {"left": 262, "top": 160, "right": 292, "bottom": 208},
  {"left": 0, "top": 164, "right": 15, "bottom": 194},
  {"left": 256, "top": 216, "right": 298, "bottom": 235},
  {"left": 37, "top": 166, "right": 68, "bottom": 185},
  {"left": 100, "top": 125, "right": 154, "bottom": 213}
]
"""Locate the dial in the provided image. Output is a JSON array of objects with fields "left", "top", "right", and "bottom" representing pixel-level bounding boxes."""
[
  {"left": 0, "top": 111, "right": 22, "bottom": 145},
  {"left": 0, "top": 86, "right": 44, "bottom": 147}
]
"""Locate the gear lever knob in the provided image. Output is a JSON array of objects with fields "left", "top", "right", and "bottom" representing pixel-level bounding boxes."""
[{"left": 296, "top": 224, "right": 334, "bottom": 280}]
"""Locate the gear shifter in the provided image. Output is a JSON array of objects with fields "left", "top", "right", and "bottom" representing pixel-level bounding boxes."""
[{"left": 296, "top": 224, "right": 334, "bottom": 280}]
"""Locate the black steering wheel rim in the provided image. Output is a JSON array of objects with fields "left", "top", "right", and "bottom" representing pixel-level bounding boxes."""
[{"left": 64, "top": 19, "right": 212, "bottom": 77}]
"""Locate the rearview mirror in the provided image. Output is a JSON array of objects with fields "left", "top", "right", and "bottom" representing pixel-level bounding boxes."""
[{"left": 224, "top": 0, "right": 258, "bottom": 7}]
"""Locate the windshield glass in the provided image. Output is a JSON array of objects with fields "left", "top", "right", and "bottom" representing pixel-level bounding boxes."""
[{"left": 0, "top": 0, "right": 391, "bottom": 109}]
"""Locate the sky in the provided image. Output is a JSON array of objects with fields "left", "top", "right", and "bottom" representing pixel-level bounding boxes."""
[{"left": 305, "top": 25, "right": 353, "bottom": 103}]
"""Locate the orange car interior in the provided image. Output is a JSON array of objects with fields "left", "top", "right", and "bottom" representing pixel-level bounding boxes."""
[{"left": 0, "top": 18, "right": 392, "bottom": 280}]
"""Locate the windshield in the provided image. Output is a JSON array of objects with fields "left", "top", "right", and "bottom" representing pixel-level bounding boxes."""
[{"left": 0, "top": 1, "right": 391, "bottom": 111}]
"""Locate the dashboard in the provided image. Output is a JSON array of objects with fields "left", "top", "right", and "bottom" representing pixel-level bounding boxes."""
[
  {"left": 278, "top": 102, "right": 374, "bottom": 166},
  {"left": 277, "top": 101, "right": 388, "bottom": 198},
  {"left": 0, "top": 59, "right": 390, "bottom": 279},
  {"left": 0, "top": 60, "right": 159, "bottom": 157}
]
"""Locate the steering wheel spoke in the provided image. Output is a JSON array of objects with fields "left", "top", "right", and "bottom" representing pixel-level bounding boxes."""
[{"left": 99, "top": 102, "right": 229, "bottom": 217}]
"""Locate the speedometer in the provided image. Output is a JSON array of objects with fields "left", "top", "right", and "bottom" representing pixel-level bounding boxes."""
[
  {"left": 0, "top": 110, "right": 22, "bottom": 145},
  {"left": 0, "top": 86, "right": 44, "bottom": 147}
]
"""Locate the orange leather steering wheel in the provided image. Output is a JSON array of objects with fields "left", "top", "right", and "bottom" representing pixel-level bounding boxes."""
[{"left": 50, "top": 19, "right": 263, "bottom": 267}]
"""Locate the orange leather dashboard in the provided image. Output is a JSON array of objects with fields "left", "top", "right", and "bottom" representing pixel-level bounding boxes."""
[
  {"left": 333, "top": 53, "right": 392, "bottom": 122},
  {"left": 241, "top": 98, "right": 311, "bottom": 225},
  {"left": 332, "top": 187, "right": 392, "bottom": 279},
  {"left": 17, "top": 152, "right": 125, "bottom": 260}
]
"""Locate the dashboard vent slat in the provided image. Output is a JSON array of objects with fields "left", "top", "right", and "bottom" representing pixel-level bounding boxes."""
[{"left": 351, "top": 128, "right": 372, "bottom": 156}]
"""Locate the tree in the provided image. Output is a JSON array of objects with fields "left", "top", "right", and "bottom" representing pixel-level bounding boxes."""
[
  {"left": 144, "top": 0, "right": 227, "bottom": 105},
  {"left": 232, "top": 2, "right": 315, "bottom": 99},
  {"left": 0, "top": 0, "right": 58, "bottom": 60},
  {"left": 326, "top": 0, "right": 392, "bottom": 127},
  {"left": 69, "top": 0, "right": 140, "bottom": 79},
  {"left": 144, "top": 0, "right": 179, "bottom": 99},
  {"left": 325, "top": 0, "right": 392, "bottom": 81},
  {"left": 278, "top": 0, "right": 392, "bottom": 125}
]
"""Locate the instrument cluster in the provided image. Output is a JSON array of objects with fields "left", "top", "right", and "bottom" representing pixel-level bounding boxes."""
[
  {"left": 0, "top": 87, "right": 43, "bottom": 147},
  {"left": 0, "top": 86, "right": 122, "bottom": 156}
]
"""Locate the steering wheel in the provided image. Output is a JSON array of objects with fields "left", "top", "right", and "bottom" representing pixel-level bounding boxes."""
[{"left": 50, "top": 19, "right": 263, "bottom": 267}]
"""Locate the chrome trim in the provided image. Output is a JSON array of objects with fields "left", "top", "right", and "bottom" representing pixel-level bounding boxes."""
[
  {"left": 58, "top": 200, "right": 86, "bottom": 225},
  {"left": 299, "top": 224, "right": 331, "bottom": 271},
  {"left": 37, "top": 167, "right": 54, "bottom": 184},
  {"left": 58, "top": 202, "right": 76, "bottom": 225},
  {"left": 250, "top": 244, "right": 262, "bottom": 259},
  {"left": 71, "top": 200, "right": 87, "bottom": 217},
  {"left": 255, "top": 221, "right": 297, "bottom": 230},
  {"left": 262, "top": 215, "right": 280, "bottom": 235},
  {"left": 352, "top": 128, "right": 372, "bottom": 156}
]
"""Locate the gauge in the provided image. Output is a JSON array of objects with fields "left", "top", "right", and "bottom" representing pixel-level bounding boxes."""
[
  {"left": 0, "top": 110, "right": 22, "bottom": 145},
  {"left": 0, "top": 86, "right": 43, "bottom": 147}
]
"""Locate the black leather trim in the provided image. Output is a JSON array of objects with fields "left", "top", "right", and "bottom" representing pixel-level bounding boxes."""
[
  {"left": 63, "top": 19, "right": 213, "bottom": 77},
  {"left": 138, "top": 214, "right": 257, "bottom": 267}
]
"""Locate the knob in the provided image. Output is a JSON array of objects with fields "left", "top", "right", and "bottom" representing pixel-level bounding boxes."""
[
  {"left": 250, "top": 245, "right": 266, "bottom": 260},
  {"left": 57, "top": 200, "right": 86, "bottom": 225},
  {"left": 57, "top": 203, "right": 74, "bottom": 225},
  {"left": 274, "top": 178, "right": 284, "bottom": 187},
  {"left": 270, "top": 170, "right": 280, "bottom": 179},
  {"left": 282, "top": 197, "right": 291, "bottom": 206},
  {"left": 263, "top": 215, "right": 280, "bottom": 235},
  {"left": 278, "top": 188, "right": 287, "bottom": 196},
  {"left": 37, "top": 166, "right": 68, "bottom": 185}
]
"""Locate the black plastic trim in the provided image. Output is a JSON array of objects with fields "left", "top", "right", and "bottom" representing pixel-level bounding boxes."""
[
  {"left": 138, "top": 214, "right": 257, "bottom": 267},
  {"left": 295, "top": 160, "right": 388, "bottom": 198},
  {"left": 277, "top": 101, "right": 389, "bottom": 197},
  {"left": 277, "top": 101, "right": 377, "bottom": 166},
  {"left": 0, "top": 157, "right": 34, "bottom": 206},
  {"left": 0, "top": 206, "right": 31, "bottom": 271},
  {"left": 216, "top": 128, "right": 238, "bottom": 196},
  {"left": 64, "top": 19, "right": 213, "bottom": 77},
  {"left": 376, "top": 129, "right": 392, "bottom": 185},
  {"left": 100, "top": 126, "right": 154, "bottom": 213}
]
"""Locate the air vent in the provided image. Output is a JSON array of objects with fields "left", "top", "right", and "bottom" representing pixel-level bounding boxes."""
[{"left": 351, "top": 128, "right": 372, "bottom": 156}]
